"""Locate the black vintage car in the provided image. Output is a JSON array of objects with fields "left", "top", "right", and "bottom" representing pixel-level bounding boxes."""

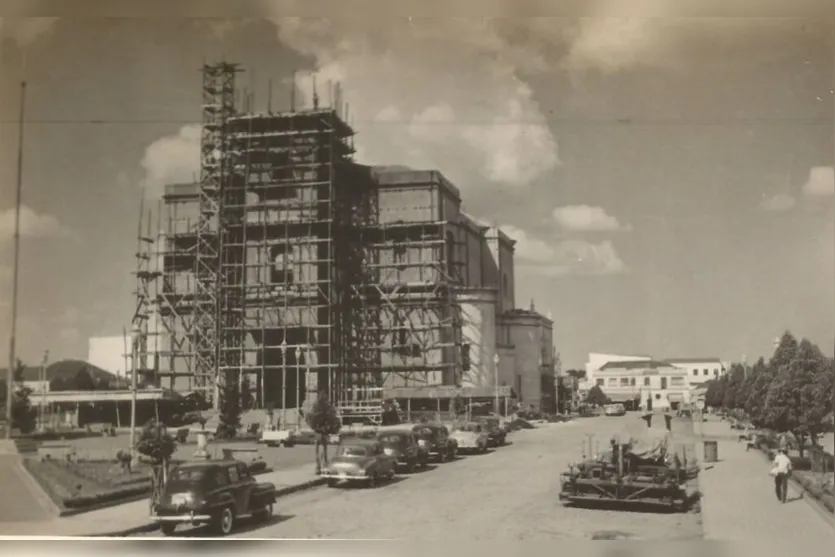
[
  {"left": 151, "top": 459, "right": 277, "bottom": 536},
  {"left": 376, "top": 428, "right": 428, "bottom": 473},
  {"left": 477, "top": 416, "right": 507, "bottom": 447},
  {"left": 412, "top": 423, "right": 458, "bottom": 462}
]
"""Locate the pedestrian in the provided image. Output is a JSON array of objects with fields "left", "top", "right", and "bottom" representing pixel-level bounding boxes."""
[{"left": 770, "top": 448, "right": 792, "bottom": 503}]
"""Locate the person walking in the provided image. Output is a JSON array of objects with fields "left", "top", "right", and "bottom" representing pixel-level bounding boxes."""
[{"left": 770, "top": 448, "right": 792, "bottom": 503}]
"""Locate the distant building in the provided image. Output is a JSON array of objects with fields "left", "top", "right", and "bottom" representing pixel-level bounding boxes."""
[
  {"left": 595, "top": 360, "right": 690, "bottom": 411},
  {"left": 662, "top": 358, "right": 726, "bottom": 388},
  {"left": 579, "top": 353, "right": 652, "bottom": 400},
  {"left": 87, "top": 335, "right": 132, "bottom": 378}
]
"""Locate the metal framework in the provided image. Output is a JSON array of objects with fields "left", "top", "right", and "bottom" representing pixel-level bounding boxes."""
[{"left": 133, "top": 62, "right": 466, "bottom": 422}]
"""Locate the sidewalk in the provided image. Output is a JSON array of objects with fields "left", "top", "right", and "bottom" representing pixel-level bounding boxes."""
[
  {"left": 696, "top": 418, "right": 835, "bottom": 542},
  {"left": 0, "top": 463, "right": 325, "bottom": 537}
]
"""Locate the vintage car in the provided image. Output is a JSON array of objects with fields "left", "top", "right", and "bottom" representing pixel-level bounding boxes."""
[
  {"left": 151, "top": 459, "right": 277, "bottom": 536},
  {"left": 376, "top": 428, "right": 428, "bottom": 473},
  {"left": 412, "top": 423, "right": 459, "bottom": 462},
  {"left": 604, "top": 404, "right": 627, "bottom": 417},
  {"left": 320, "top": 438, "right": 397, "bottom": 487},
  {"left": 448, "top": 422, "right": 490, "bottom": 454},
  {"left": 477, "top": 416, "right": 507, "bottom": 447}
]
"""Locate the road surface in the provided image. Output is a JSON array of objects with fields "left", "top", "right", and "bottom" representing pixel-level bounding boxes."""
[{"left": 132, "top": 416, "right": 703, "bottom": 540}]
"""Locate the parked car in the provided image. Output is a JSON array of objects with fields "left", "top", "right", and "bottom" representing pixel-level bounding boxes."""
[
  {"left": 376, "top": 428, "right": 427, "bottom": 473},
  {"left": 320, "top": 438, "right": 396, "bottom": 488},
  {"left": 603, "top": 404, "right": 626, "bottom": 417},
  {"left": 151, "top": 459, "right": 277, "bottom": 536},
  {"left": 477, "top": 416, "right": 507, "bottom": 447},
  {"left": 448, "top": 422, "right": 490, "bottom": 454},
  {"left": 412, "top": 423, "right": 458, "bottom": 462}
]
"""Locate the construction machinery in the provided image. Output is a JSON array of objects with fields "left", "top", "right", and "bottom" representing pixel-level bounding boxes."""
[{"left": 558, "top": 433, "right": 699, "bottom": 512}]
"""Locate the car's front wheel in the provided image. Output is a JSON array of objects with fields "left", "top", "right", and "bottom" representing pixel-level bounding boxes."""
[
  {"left": 214, "top": 507, "right": 235, "bottom": 536},
  {"left": 160, "top": 523, "right": 176, "bottom": 536}
]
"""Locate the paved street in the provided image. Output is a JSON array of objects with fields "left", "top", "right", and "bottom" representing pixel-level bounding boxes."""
[
  {"left": 131, "top": 417, "right": 703, "bottom": 540},
  {"left": 0, "top": 456, "right": 56, "bottom": 523}
]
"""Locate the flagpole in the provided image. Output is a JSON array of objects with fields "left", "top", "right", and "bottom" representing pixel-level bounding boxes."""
[{"left": 5, "top": 81, "right": 27, "bottom": 439}]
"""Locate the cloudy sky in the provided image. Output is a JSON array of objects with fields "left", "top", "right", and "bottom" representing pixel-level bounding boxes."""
[{"left": 0, "top": 16, "right": 832, "bottom": 370}]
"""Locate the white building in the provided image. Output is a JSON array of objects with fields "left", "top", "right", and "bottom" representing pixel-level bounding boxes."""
[
  {"left": 595, "top": 360, "right": 690, "bottom": 411},
  {"left": 579, "top": 353, "right": 652, "bottom": 399},
  {"left": 87, "top": 335, "right": 131, "bottom": 378},
  {"left": 662, "top": 358, "right": 726, "bottom": 388}
]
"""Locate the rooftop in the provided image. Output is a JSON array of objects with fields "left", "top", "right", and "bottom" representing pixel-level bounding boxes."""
[
  {"left": 663, "top": 357, "right": 723, "bottom": 364},
  {"left": 599, "top": 360, "right": 676, "bottom": 371}
]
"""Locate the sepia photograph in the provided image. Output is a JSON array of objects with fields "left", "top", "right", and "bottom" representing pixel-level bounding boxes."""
[{"left": 0, "top": 4, "right": 833, "bottom": 543}]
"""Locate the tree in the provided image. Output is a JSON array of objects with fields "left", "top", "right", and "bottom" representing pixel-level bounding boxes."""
[
  {"left": 216, "top": 370, "right": 242, "bottom": 439},
  {"left": 585, "top": 385, "right": 609, "bottom": 406},
  {"left": 791, "top": 339, "right": 831, "bottom": 451},
  {"left": 739, "top": 357, "right": 765, "bottom": 416},
  {"left": 722, "top": 363, "right": 746, "bottom": 409},
  {"left": 304, "top": 391, "right": 342, "bottom": 474},
  {"left": 11, "top": 360, "right": 37, "bottom": 434},
  {"left": 71, "top": 367, "right": 96, "bottom": 391},
  {"left": 49, "top": 377, "right": 67, "bottom": 392},
  {"left": 705, "top": 376, "right": 727, "bottom": 409},
  {"left": 565, "top": 369, "right": 587, "bottom": 380}
]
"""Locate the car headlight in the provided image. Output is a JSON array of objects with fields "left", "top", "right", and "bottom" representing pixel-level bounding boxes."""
[{"left": 383, "top": 448, "right": 394, "bottom": 456}]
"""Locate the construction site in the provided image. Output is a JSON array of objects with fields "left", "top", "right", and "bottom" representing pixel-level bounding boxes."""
[{"left": 129, "top": 62, "right": 557, "bottom": 425}]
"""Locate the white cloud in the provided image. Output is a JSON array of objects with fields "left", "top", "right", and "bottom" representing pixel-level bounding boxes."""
[
  {"left": 269, "top": 18, "right": 561, "bottom": 191},
  {"left": 140, "top": 125, "right": 202, "bottom": 197},
  {"left": 501, "top": 225, "right": 555, "bottom": 264},
  {"left": 759, "top": 193, "right": 796, "bottom": 212},
  {"left": 552, "top": 205, "right": 630, "bottom": 231},
  {"left": 501, "top": 225, "right": 627, "bottom": 276},
  {"left": 802, "top": 166, "right": 835, "bottom": 197},
  {"left": 0, "top": 205, "right": 71, "bottom": 243},
  {"left": 0, "top": 17, "right": 59, "bottom": 47}
]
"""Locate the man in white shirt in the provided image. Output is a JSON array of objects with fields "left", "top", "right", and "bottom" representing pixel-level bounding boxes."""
[{"left": 771, "top": 448, "right": 792, "bottom": 503}]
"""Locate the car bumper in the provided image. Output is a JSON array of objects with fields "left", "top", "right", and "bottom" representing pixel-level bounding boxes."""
[
  {"left": 151, "top": 511, "right": 212, "bottom": 523},
  {"left": 320, "top": 472, "right": 370, "bottom": 481}
]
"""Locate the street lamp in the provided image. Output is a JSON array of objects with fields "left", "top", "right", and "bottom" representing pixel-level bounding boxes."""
[
  {"left": 493, "top": 353, "right": 500, "bottom": 416},
  {"left": 305, "top": 345, "right": 313, "bottom": 402},
  {"left": 279, "top": 339, "right": 287, "bottom": 430}
]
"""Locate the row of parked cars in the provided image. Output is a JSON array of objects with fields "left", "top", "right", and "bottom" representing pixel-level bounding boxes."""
[
  {"left": 320, "top": 416, "right": 509, "bottom": 488},
  {"left": 150, "top": 415, "right": 512, "bottom": 536}
]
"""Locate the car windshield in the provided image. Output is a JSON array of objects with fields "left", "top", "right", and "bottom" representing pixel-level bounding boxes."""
[
  {"left": 379, "top": 434, "right": 407, "bottom": 445},
  {"left": 169, "top": 467, "right": 210, "bottom": 482},
  {"left": 338, "top": 444, "right": 371, "bottom": 457},
  {"left": 458, "top": 423, "right": 481, "bottom": 432},
  {"left": 414, "top": 427, "right": 434, "bottom": 437}
]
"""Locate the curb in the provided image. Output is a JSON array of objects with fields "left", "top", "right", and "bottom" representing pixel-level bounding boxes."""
[{"left": 90, "top": 476, "right": 327, "bottom": 537}]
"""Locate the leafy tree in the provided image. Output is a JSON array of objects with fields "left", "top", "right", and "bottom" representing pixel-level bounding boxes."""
[
  {"left": 746, "top": 360, "right": 775, "bottom": 426},
  {"left": 136, "top": 418, "right": 176, "bottom": 464},
  {"left": 49, "top": 377, "right": 67, "bottom": 391},
  {"left": 585, "top": 384, "right": 609, "bottom": 406},
  {"left": 705, "top": 376, "right": 727, "bottom": 409},
  {"left": 11, "top": 360, "right": 37, "bottom": 434},
  {"left": 722, "top": 363, "right": 746, "bottom": 409},
  {"left": 739, "top": 357, "right": 765, "bottom": 415},
  {"left": 216, "top": 370, "right": 242, "bottom": 439},
  {"left": 71, "top": 367, "right": 96, "bottom": 391},
  {"left": 792, "top": 339, "right": 832, "bottom": 450},
  {"left": 565, "top": 369, "right": 587, "bottom": 380},
  {"left": 304, "top": 391, "right": 342, "bottom": 474}
]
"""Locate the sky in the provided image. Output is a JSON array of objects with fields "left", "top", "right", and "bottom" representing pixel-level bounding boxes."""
[{"left": 0, "top": 15, "right": 833, "bottom": 370}]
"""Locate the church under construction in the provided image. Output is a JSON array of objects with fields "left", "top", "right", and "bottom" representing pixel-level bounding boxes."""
[{"left": 129, "top": 62, "right": 557, "bottom": 423}]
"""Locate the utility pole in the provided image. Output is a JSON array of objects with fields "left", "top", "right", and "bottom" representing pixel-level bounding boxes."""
[
  {"left": 6, "top": 81, "right": 27, "bottom": 439},
  {"left": 39, "top": 350, "right": 48, "bottom": 430},
  {"left": 127, "top": 327, "right": 137, "bottom": 460}
]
